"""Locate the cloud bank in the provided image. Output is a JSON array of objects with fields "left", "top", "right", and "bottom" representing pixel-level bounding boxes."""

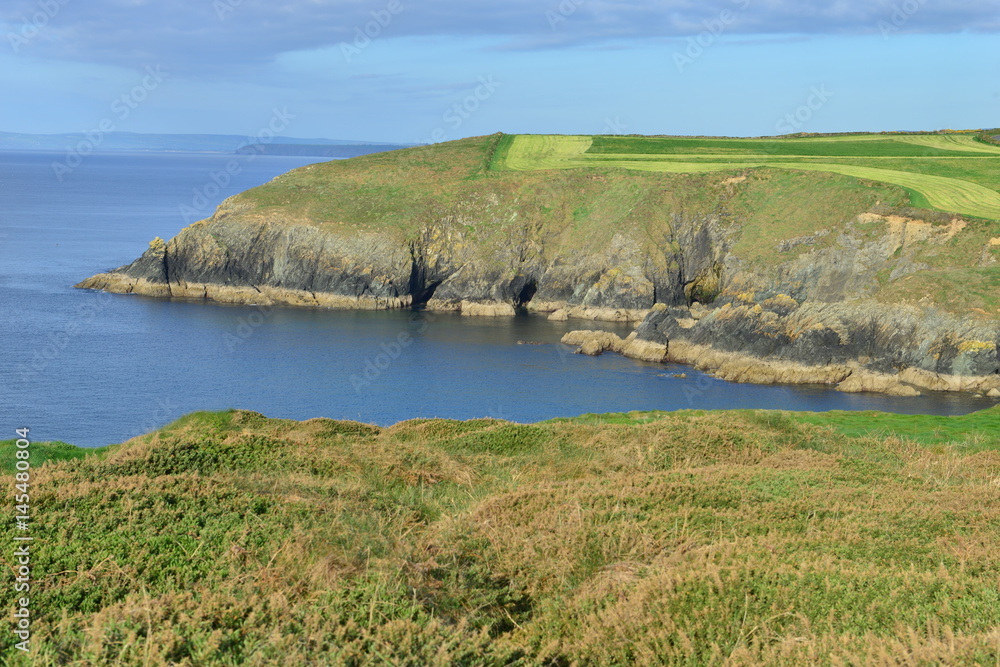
[{"left": 3, "top": 0, "right": 997, "bottom": 73}]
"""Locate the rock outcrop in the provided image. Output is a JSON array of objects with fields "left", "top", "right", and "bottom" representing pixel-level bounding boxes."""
[
  {"left": 77, "top": 209, "right": 724, "bottom": 321},
  {"left": 561, "top": 330, "right": 627, "bottom": 356},
  {"left": 630, "top": 300, "right": 1000, "bottom": 397},
  {"left": 77, "top": 221, "right": 416, "bottom": 309},
  {"left": 561, "top": 330, "right": 671, "bottom": 363}
]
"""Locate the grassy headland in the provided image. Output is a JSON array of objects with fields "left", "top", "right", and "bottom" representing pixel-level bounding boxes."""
[
  {"left": 4, "top": 407, "right": 1000, "bottom": 665},
  {"left": 183, "top": 131, "right": 1000, "bottom": 316},
  {"left": 76, "top": 132, "right": 1000, "bottom": 400}
]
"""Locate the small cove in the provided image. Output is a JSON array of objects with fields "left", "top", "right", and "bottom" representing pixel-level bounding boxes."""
[{"left": 1, "top": 151, "right": 993, "bottom": 447}]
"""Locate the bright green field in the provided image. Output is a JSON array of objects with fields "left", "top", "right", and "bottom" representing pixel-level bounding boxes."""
[
  {"left": 552, "top": 407, "right": 1000, "bottom": 450},
  {"left": 496, "top": 133, "right": 1000, "bottom": 220}
]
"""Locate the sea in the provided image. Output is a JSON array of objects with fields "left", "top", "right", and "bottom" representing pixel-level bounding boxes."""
[{"left": 0, "top": 151, "right": 994, "bottom": 447}]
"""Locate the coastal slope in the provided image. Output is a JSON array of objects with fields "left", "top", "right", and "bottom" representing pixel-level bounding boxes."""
[{"left": 5, "top": 408, "right": 1000, "bottom": 665}]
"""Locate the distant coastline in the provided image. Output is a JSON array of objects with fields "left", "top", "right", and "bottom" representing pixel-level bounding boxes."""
[
  {"left": 234, "top": 143, "right": 410, "bottom": 158},
  {"left": 0, "top": 130, "right": 413, "bottom": 156}
]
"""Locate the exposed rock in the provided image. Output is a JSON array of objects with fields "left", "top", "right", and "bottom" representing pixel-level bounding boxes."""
[
  {"left": 689, "top": 303, "right": 710, "bottom": 320},
  {"left": 620, "top": 333, "right": 669, "bottom": 363},
  {"left": 77, "top": 274, "right": 172, "bottom": 299},
  {"left": 559, "top": 330, "right": 669, "bottom": 363},
  {"left": 81, "top": 214, "right": 678, "bottom": 323},
  {"left": 631, "top": 298, "right": 1000, "bottom": 396},
  {"left": 531, "top": 302, "right": 647, "bottom": 322},
  {"left": 775, "top": 230, "right": 829, "bottom": 252},
  {"left": 458, "top": 301, "right": 517, "bottom": 317},
  {"left": 75, "top": 273, "right": 410, "bottom": 310},
  {"left": 561, "top": 330, "right": 625, "bottom": 356},
  {"left": 79, "top": 220, "right": 415, "bottom": 308},
  {"left": 562, "top": 306, "right": 647, "bottom": 322},
  {"left": 836, "top": 371, "right": 921, "bottom": 397},
  {"left": 578, "top": 340, "right": 606, "bottom": 356},
  {"left": 896, "top": 367, "right": 1000, "bottom": 394}
]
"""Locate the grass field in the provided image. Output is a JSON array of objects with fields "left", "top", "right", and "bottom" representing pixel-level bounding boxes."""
[
  {"left": 496, "top": 133, "right": 1000, "bottom": 220},
  {"left": 4, "top": 407, "right": 1000, "bottom": 665}
]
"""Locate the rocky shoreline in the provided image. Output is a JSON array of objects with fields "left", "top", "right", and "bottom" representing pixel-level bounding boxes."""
[
  {"left": 76, "top": 226, "right": 1000, "bottom": 399},
  {"left": 75, "top": 271, "right": 649, "bottom": 323},
  {"left": 565, "top": 329, "right": 1000, "bottom": 399},
  {"left": 79, "top": 257, "right": 1000, "bottom": 398},
  {"left": 560, "top": 301, "right": 1000, "bottom": 399},
  {"left": 75, "top": 214, "right": 670, "bottom": 323}
]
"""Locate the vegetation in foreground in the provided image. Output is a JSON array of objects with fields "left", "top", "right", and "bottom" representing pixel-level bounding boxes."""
[{"left": 3, "top": 407, "right": 1000, "bottom": 665}]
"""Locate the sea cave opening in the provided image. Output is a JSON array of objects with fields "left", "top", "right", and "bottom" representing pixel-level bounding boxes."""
[{"left": 513, "top": 278, "right": 538, "bottom": 310}]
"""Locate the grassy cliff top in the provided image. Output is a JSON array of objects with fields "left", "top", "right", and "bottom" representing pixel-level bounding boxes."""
[
  {"left": 225, "top": 131, "right": 1000, "bottom": 230},
  {"left": 5, "top": 407, "right": 1000, "bottom": 664},
  {"left": 200, "top": 132, "right": 1000, "bottom": 315}
]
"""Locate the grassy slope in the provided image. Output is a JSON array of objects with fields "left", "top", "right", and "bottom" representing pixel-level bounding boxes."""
[
  {"left": 0, "top": 440, "right": 94, "bottom": 473},
  {"left": 5, "top": 408, "right": 1000, "bottom": 665},
  {"left": 224, "top": 136, "right": 501, "bottom": 237},
  {"left": 218, "top": 134, "right": 904, "bottom": 263},
  {"left": 225, "top": 133, "right": 908, "bottom": 239}
]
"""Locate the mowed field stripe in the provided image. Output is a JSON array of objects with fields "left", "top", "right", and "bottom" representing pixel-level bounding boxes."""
[
  {"left": 892, "top": 135, "right": 1000, "bottom": 154},
  {"left": 502, "top": 135, "right": 1000, "bottom": 220},
  {"left": 505, "top": 135, "right": 592, "bottom": 170},
  {"left": 578, "top": 153, "right": 999, "bottom": 161},
  {"left": 779, "top": 162, "right": 1000, "bottom": 220}
]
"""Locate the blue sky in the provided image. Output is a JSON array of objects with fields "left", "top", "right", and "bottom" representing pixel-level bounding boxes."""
[{"left": 1, "top": 0, "right": 997, "bottom": 142}]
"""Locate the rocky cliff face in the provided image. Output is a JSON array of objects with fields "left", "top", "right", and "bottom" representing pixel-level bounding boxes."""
[
  {"left": 78, "top": 203, "right": 729, "bottom": 322},
  {"left": 621, "top": 211, "right": 1000, "bottom": 397},
  {"left": 79, "top": 222, "right": 412, "bottom": 309}
]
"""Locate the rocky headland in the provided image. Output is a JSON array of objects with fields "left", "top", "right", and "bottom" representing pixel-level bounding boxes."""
[{"left": 77, "top": 134, "right": 1000, "bottom": 397}]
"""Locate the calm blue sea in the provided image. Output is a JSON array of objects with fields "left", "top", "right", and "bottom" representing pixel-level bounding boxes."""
[{"left": 0, "top": 151, "right": 994, "bottom": 447}]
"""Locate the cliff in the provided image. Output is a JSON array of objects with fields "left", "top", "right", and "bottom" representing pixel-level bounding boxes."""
[{"left": 77, "top": 134, "right": 1000, "bottom": 396}]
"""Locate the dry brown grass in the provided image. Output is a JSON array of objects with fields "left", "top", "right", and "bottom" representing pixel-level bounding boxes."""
[{"left": 4, "top": 408, "right": 1000, "bottom": 665}]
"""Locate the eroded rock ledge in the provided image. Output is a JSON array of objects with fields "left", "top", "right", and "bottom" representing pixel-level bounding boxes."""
[{"left": 563, "top": 298, "right": 1000, "bottom": 398}]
